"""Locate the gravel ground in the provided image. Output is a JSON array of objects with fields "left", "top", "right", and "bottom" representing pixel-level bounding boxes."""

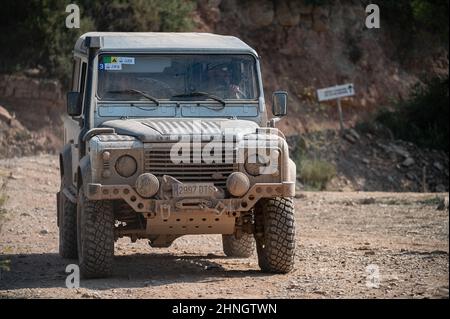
[{"left": 0, "top": 155, "right": 448, "bottom": 299}]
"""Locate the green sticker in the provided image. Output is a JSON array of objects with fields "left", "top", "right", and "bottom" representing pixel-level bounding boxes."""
[{"left": 103, "top": 56, "right": 111, "bottom": 63}]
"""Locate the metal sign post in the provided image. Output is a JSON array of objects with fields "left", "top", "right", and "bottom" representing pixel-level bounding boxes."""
[
  {"left": 317, "top": 83, "right": 355, "bottom": 134},
  {"left": 336, "top": 98, "right": 344, "bottom": 133}
]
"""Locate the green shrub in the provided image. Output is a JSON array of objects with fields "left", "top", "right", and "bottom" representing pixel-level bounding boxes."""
[
  {"left": 299, "top": 159, "right": 336, "bottom": 191},
  {"left": 376, "top": 76, "right": 449, "bottom": 151},
  {"left": 411, "top": 0, "right": 449, "bottom": 43},
  {"left": 0, "top": 259, "right": 11, "bottom": 273},
  {"left": 377, "top": 0, "right": 448, "bottom": 61},
  {"left": 80, "top": 0, "right": 195, "bottom": 32},
  {"left": 0, "top": 0, "right": 195, "bottom": 87}
]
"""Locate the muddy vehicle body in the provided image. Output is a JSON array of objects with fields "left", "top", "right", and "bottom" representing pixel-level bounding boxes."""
[{"left": 57, "top": 32, "right": 296, "bottom": 278}]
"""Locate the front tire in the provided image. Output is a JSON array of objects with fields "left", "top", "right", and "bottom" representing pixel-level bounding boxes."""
[
  {"left": 58, "top": 192, "right": 78, "bottom": 259},
  {"left": 222, "top": 233, "right": 255, "bottom": 258},
  {"left": 77, "top": 189, "right": 114, "bottom": 278},
  {"left": 254, "top": 197, "right": 296, "bottom": 273}
]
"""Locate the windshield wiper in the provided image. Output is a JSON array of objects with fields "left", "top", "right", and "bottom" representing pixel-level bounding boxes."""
[
  {"left": 172, "top": 91, "right": 226, "bottom": 106},
  {"left": 107, "top": 89, "right": 160, "bottom": 106}
]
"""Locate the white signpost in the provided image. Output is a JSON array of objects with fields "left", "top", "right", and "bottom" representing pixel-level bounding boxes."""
[{"left": 317, "top": 83, "right": 355, "bottom": 133}]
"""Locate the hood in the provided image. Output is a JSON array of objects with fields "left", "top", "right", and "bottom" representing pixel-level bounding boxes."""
[{"left": 100, "top": 118, "right": 259, "bottom": 142}]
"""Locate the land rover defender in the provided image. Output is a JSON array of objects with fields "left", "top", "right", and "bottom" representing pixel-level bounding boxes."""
[{"left": 57, "top": 32, "right": 296, "bottom": 278}]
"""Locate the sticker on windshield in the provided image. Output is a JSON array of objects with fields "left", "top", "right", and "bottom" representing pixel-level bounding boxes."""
[
  {"left": 118, "top": 57, "right": 135, "bottom": 65},
  {"left": 104, "top": 63, "right": 122, "bottom": 71}
]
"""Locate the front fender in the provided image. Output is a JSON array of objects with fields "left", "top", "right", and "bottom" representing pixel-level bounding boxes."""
[
  {"left": 60, "top": 144, "right": 73, "bottom": 188},
  {"left": 78, "top": 155, "right": 91, "bottom": 194},
  {"left": 288, "top": 158, "right": 297, "bottom": 184}
]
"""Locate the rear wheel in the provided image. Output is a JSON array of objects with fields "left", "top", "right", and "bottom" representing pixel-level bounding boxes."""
[
  {"left": 77, "top": 189, "right": 114, "bottom": 278},
  {"left": 222, "top": 233, "right": 255, "bottom": 258},
  {"left": 254, "top": 197, "right": 296, "bottom": 273},
  {"left": 58, "top": 192, "right": 78, "bottom": 259}
]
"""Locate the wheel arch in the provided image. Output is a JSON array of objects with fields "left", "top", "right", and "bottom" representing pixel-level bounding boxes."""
[
  {"left": 78, "top": 155, "right": 92, "bottom": 192},
  {"left": 60, "top": 144, "right": 73, "bottom": 187}
]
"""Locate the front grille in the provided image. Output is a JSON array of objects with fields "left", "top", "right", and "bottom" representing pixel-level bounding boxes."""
[{"left": 144, "top": 143, "right": 237, "bottom": 189}]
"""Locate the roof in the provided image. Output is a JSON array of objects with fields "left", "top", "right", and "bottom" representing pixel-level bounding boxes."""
[{"left": 75, "top": 32, "right": 258, "bottom": 56}]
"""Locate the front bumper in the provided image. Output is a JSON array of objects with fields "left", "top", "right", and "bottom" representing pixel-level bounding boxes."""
[{"left": 86, "top": 181, "right": 295, "bottom": 216}]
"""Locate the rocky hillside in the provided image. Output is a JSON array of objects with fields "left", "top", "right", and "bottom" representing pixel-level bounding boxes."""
[
  {"left": 196, "top": 0, "right": 448, "bottom": 134},
  {"left": 288, "top": 127, "right": 449, "bottom": 192},
  {"left": 0, "top": 1, "right": 448, "bottom": 192},
  {"left": 0, "top": 75, "right": 63, "bottom": 158}
]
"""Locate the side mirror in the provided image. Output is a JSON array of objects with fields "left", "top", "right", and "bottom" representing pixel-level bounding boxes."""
[
  {"left": 272, "top": 91, "right": 288, "bottom": 117},
  {"left": 67, "top": 92, "right": 82, "bottom": 117}
]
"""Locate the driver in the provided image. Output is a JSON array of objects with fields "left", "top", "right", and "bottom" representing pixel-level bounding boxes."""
[{"left": 206, "top": 63, "right": 244, "bottom": 99}]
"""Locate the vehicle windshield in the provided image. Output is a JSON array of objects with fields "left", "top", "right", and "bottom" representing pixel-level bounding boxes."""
[{"left": 97, "top": 54, "right": 259, "bottom": 102}]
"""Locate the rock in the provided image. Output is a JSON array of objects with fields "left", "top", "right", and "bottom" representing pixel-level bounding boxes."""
[
  {"left": 276, "top": 0, "right": 300, "bottom": 26},
  {"left": 299, "top": 4, "right": 314, "bottom": 15},
  {"left": 362, "top": 158, "right": 370, "bottom": 165},
  {"left": 406, "top": 172, "right": 417, "bottom": 181},
  {"left": 242, "top": 1, "right": 274, "bottom": 28},
  {"left": 402, "top": 158, "right": 415, "bottom": 167},
  {"left": 198, "top": 0, "right": 221, "bottom": 25},
  {"left": 205, "top": 264, "right": 220, "bottom": 270},
  {"left": 360, "top": 198, "right": 376, "bottom": 205},
  {"left": 81, "top": 292, "right": 101, "bottom": 299},
  {"left": 39, "top": 229, "right": 49, "bottom": 235},
  {"left": 343, "top": 133, "right": 357, "bottom": 144},
  {"left": 436, "top": 197, "right": 449, "bottom": 210},
  {"left": 23, "top": 68, "right": 42, "bottom": 77},
  {"left": 433, "top": 162, "right": 444, "bottom": 171},
  {"left": 312, "top": 7, "right": 329, "bottom": 32},
  {"left": 295, "top": 192, "right": 307, "bottom": 199},
  {"left": 435, "top": 184, "right": 447, "bottom": 193},
  {"left": 349, "top": 129, "right": 360, "bottom": 140},
  {"left": 0, "top": 106, "right": 13, "bottom": 125},
  {"left": 390, "top": 145, "right": 410, "bottom": 159},
  {"left": 343, "top": 129, "right": 361, "bottom": 144}
]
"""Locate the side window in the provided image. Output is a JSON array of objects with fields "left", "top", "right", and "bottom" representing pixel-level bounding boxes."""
[
  {"left": 78, "top": 62, "right": 87, "bottom": 111},
  {"left": 71, "top": 59, "right": 81, "bottom": 91},
  {"left": 79, "top": 62, "right": 87, "bottom": 98}
]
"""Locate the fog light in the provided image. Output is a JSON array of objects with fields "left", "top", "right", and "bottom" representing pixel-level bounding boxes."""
[
  {"left": 135, "top": 173, "right": 159, "bottom": 198},
  {"left": 226, "top": 172, "right": 250, "bottom": 197}
]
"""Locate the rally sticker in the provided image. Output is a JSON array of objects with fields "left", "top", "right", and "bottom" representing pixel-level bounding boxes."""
[
  {"left": 103, "top": 56, "right": 135, "bottom": 64},
  {"left": 104, "top": 63, "right": 122, "bottom": 71},
  {"left": 101, "top": 56, "right": 134, "bottom": 71},
  {"left": 118, "top": 57, "right": 135, "bottom": 65}
]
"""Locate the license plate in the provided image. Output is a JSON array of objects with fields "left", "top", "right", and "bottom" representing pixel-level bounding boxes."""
[{"left": 173, "top": 183, "right": 217, "bottom": 198}]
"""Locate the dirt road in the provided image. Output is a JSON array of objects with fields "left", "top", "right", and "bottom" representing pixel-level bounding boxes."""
[{"left": 0, "top": 155, "right": 448, "bottom": 299}]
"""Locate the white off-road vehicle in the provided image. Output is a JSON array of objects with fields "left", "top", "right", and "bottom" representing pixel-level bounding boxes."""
[{"left": 57, "top": 32, "right": 296, "bottom": 278}]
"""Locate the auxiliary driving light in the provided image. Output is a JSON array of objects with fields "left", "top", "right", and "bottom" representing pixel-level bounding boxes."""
[
  {"left": 135, "top": 173, "right": 160, "bottom": 198},
  {"left": 226, "top": 172, "right": 250, "bottom": 197}
]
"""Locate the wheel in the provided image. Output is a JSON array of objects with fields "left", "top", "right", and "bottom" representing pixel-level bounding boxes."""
[
  {"left": 222, "top": 233, "right": 255, "bottom": 258},
  {"left": 77, "top": 189, "right": 114, "bottom": 278},
  {"left": 58, "top": 192, "right": 78, "bottom": 259},
  {"left": 254, "top": 197, "right": 296, "bottom": 273}
]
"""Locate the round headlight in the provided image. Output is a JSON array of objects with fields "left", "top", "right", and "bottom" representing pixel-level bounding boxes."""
[
  {"left": 245, "top": 154, "right": 270, "bottom": 176},
  {"left": 115, "top": 155, "right": 137, "bottom": 178}
]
